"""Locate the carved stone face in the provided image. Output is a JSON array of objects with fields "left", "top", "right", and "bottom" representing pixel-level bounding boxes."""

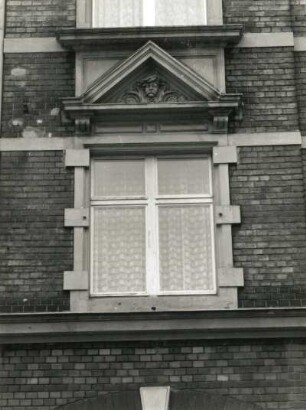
[{"left": 144, "top": 81, "right": 159, "bottom": 98}]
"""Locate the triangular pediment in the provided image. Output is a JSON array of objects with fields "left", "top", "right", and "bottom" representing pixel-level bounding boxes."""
[
  {"left": 79, "top": 41, "right": 221, "bottom": 104},
  {"left": 62, "top": 41, "right": 243, "bottom": 135}
]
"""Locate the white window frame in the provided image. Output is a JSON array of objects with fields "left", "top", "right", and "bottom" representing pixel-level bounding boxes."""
[
  {"left": 92, "top": 0, "right": 207, "bottom": 28},
  {"left": 90, "top": 155, "right": 216, "bottom": 297}
]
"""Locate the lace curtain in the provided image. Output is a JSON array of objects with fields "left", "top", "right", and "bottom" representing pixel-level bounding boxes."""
[{"left": 93, "top": 0, "right": 206, "bottom": 27}]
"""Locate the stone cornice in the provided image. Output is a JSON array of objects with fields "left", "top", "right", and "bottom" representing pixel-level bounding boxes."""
[
  {"left": 56, "top": 25, "right": 244, "bottom": 51},
  {"left": 4, "top": 33, "right": 306, "bottom": 54},
  {"left": 1, "top": 309, "right": 306, "bottom": 344},
  {"left": 0, "top": 132, "right": 302, "bottom": 151}
]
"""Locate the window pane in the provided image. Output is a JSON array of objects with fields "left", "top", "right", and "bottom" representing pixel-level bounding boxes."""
[
  {"left": 93, "top": 0, "right": 142, "bottom": 28},
  {"left": 156, "top": 0, "right": 206, "bottom": 26},
  {"left": 159, "top": 205, "right": 214, "bottom": 292},
  {"left": 92, "top": 207, "right": 146, "bottom": 294},
  {"left": 158, "top": 158, "right": 210, "bottom": 196},
  {"left": 93, "top": 159, "right": 145, "bottom": 197}
]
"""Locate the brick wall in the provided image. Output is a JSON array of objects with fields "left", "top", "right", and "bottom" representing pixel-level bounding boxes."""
[
  {"left": 0, "top": 338, "right": 305, "bottom": 409},
  {"left": 226, "top": 47, "right": 299, "bottom": 134},
  {"left": 290, "top": 0, "right": 306, "bottom": 36},
  {"left": 223, "top": 0, "right": 292, "bottom": 33},
  {"left": 0, "top": 151, "right": 73, "bottom": 313},
  {"left": 230, "top": 146, "right": 306, "bottom": 308},
  {"left": 1, "top": 53, "right": 75, "bottom": 138},
  {"left": 5, "top": 0, "right": 76, "bottom": 38},
  {"left": 295, "top": 52, "right": 306, "bottom": 136}
]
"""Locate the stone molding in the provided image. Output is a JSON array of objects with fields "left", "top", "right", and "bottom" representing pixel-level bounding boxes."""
[
  {"left": 62, "top": 41, "right": 242, "bottom": 135},
  {"left": 57, "top": 26, "right": 243, "bottom": 51},
  {"left": 2, "top": 309, "right": 306, "bottom": 344},
  {"left": 0, "top": 132, "right": 302, "bottom": 151},
  {"left": 236, "top": 32, "right": 294, "bottom": 48},
  {"left": 3, "top": 33, "right": 303, "bottom": 54}
]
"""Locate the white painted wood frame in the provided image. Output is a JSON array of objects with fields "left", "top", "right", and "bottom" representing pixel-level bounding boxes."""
[{"left": 90, "top": 155, "right": 216, "bottom": 297}]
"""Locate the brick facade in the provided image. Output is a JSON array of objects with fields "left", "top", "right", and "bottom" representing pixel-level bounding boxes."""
[
  {"left": 0, "top": 151, "right": 73, "bottom": 313},
  {"left": 1, "top": 339, "right": 305, "bottom": 410},
  {"left": 1, "top": 1, "right": 306, "bottom": 410},
  {"left": 223, "top": 0, "right": 292, "bottom": 33},
  {"left": 226, "top": 48, "right": 299, "bottom": 134},
  {"left": 5, "top": 0, "right": 76, "bottom": 38},
  {"left": 1, "top": 53, "right": 75, "bottom": 138},
  {"left": 231, "top": 146, "right": 306, "bottom": 307},
  {"left": 290, "top": 0, "right": 306, "bottom": 36},
  {"left": 295, "top": 52, "right": 306, "bottom": 136}
]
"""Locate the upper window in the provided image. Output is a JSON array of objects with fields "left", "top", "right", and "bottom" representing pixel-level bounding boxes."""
[
  {"left": 90, "top": 155, "right": 216, "bottom": 297},
  {"left": 92, "top": 0, "right": 207, "bottom": 28}
]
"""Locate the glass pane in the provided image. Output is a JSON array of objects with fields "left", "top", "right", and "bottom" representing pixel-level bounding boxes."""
[
  {"left": 93, "top": 159, "right": 145, "bottom": 198},
  {"left": 159, "top": 205, "right": 214, "bottom": 292},
  {"left": 158, "top": 158, "right": 211, "bottom": 196},
  {"left": 156, "top": 0, "right": 206, "bottom": 26},
  {"left": 92, "top": 207, "right": 146, "bottom": 294},
  {"left": 93, "top": 0, "right": 142, "bottom": 28}
]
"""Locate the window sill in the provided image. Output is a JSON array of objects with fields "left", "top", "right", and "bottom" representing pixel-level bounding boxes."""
[
  {"left": 56, "top": 25, "right": 244, "bottom": 51},
  {"left": 1, "top": 308, "right": 306, "bottom": 345}
]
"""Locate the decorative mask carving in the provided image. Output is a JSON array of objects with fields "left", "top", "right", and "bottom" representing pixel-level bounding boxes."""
[{"left": 118, "top": 74, "right": 187, "bottom": 104}]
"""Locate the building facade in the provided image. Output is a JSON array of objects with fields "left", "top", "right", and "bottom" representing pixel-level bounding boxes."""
[{"left": 1, "top": 0, "right": 306, "bottom": 409}]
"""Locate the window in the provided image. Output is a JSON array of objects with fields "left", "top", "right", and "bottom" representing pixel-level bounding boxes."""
[
  {"left": 92, "top": 0, "right": 207, "bottom": 28},
  {"left": 90, "top": 155, "right": 216, "bottom": 296}
]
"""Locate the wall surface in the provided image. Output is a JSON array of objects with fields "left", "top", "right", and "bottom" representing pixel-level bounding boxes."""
[
  {"left": 1, "top": 1, "right": 306, "bottom": 410},
  {"left": 5, "top": 0, "right": 76, "bottom": 37},
  {"left": 226, "top": 48, "right": 299, "bottom": 134},
  {"left": 231, "top": 146, "right": 306, "bottom": 307},
  {"left": 1, "top": 53, "right": 75, "bottom": 138},
  {"left": 0, "top": 151, "right": 73, "bottom": 313},
  {"left": 223, "top": 0, "right": 292, "bottom": 33},
  {"left": 1, "top": 339, "right": 306, "bottom": 410}
]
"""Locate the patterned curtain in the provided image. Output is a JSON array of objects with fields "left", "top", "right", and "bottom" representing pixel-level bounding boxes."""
[
  {"left": 93, "top": 0, "right": 206, "bottom": 27},
  {"left": 156, "top": 0, "right": 206, "bottom": 26},
  {"left": 93, "top": 0, "right": 142, "bottom": 28}
]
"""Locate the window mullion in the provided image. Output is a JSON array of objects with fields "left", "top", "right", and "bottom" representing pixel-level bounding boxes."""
[{"left": 146, "top": 157, "right": 158, "bottom": 295}]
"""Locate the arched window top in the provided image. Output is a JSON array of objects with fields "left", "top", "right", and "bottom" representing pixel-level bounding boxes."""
[{"left": 92, "top": 0, "right": 207, "bottom": 28}]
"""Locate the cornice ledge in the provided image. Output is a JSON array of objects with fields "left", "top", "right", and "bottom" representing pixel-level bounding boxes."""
[
  {"left": 56, "top": 25, "right": 244, "bottom": 51},
  {"left": 1, "top": 308, "right": 306, "bottom": 344}
]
